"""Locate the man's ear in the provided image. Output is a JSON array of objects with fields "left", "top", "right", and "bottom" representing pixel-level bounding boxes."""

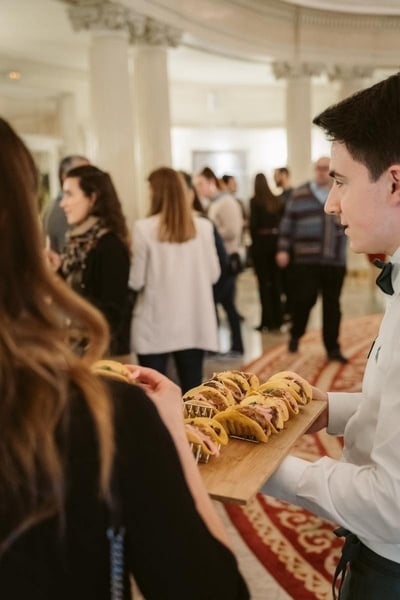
[{"left": 388, "top": 166, "right": 400, "bottom": 205}]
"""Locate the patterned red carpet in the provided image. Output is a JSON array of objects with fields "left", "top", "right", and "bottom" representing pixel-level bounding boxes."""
[{"left": 224, "top": 314, "right": 383, "bottom": 600}]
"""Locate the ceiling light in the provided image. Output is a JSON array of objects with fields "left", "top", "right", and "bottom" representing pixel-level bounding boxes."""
[{"left": 8, "top": 70, "right": 21, "bottom": 80}]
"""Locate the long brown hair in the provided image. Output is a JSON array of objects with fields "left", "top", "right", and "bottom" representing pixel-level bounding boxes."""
[
  {"left": 65, "top": 164, "right": 131, "bottom": 253},
  {"left": 0, "top": 119, "right": 114, "bottom": 554},
  {"left": 253, "top": 172, "right": 282, "bottom": 213},
  {"left": 148, "top": 167, "right": 196, "bottom": 243}
]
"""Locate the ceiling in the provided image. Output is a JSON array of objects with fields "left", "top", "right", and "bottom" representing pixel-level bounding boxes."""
[
  {"left": 281, "top": 0, "right": 400, "bottom": 14},
  {"left": 0, "top": 0, "right": 398, "bottom": 107}
]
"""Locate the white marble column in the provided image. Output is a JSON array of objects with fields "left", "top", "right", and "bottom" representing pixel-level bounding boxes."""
[
  {"left": 130, "top": 17, "right": 181, "bottom": 216},
  {"left": 66, "top": 1, "right": 137, "bottom": 225},
  {"left": 57, "top": 92, "right": 82, "bottom": 156},
  {"left": 273, "top": 62, "right": 322, "bottom": 186},
  {"left": 328, "top": 65, "right": 374, "bottom": 101}
]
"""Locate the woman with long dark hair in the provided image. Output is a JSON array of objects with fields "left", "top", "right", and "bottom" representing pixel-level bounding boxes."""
[
  {"left": 49, "top": 165, "right": 132, "bottom": 355},
  {"left": 0, "top": 118, "right": 249, "bottom": 599},
  {"left": 250, "top": 172, "right": 284, "bottom": 331}
]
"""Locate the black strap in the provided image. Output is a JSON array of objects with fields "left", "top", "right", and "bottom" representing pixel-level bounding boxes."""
[
  {"left": 332, "top": 527, "right": 361, "bottom": 599},
  {"left": 107, "top": 468, "right": 126, "bottom": 600}
]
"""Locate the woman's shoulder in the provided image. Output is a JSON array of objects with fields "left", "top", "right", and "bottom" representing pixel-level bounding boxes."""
[
  {"left": 107, "top": 379, "right": 170, "bottom": 436},
  {"left": 133, "top": 215, "right": 159, "bottom": 237},
  {"left": 92, "top": 231, "right": 129, "bottom": 259},
  {"left": 134, "top": 215, "right": 158, "bottom": 229},
  {"left": 194, "top": 215, "right": 213, "bottom": 235}
]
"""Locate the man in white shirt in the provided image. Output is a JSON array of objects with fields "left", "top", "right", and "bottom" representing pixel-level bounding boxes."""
[
  {"left": 262, "top": 71, "right": 400, "bottom": 598},
  {"left": 194, "top": 167, "right": 244, "bottom": 357}
]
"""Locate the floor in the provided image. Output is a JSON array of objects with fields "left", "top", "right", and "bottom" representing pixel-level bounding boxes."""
[{"left": 204, "top": 263, "right": 385, "bottom": 379}]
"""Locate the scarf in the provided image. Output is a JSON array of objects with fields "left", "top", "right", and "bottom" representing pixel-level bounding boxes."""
[{"left": 60, "top": 216, "right": 108, "bottom": 292}]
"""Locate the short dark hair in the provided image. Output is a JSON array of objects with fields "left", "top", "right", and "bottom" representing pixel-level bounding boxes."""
[
  {"left": 313, "top": 72, "right": 400, "bottom": 181},
  {"left": 222, "top": 174, "right": 233, "bottom": 184},
  {"left": 275, "top": 167, "right": 289, "bottom": 177},
  {"left": 58, "top": 155, "right": 89, "bottom": 186},
  {"left": 200, "top": 166, "right": 220, "bottom": 189}
]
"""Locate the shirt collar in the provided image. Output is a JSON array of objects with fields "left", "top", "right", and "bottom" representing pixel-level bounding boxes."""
[{"left": 310, "top": 181, "right": 330, "bottom": 205}]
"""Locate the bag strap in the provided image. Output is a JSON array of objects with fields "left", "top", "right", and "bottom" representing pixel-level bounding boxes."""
[{"left": 107, "top": 468, "right": 126, "bottom": 600}]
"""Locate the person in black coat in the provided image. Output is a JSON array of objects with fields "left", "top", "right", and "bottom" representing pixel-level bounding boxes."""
[
  {"left": 48, "top": 165, "right": 133, "bottom": 355},
  {"left": 249, "top": 172, "right": 285, "bottom": 331}
]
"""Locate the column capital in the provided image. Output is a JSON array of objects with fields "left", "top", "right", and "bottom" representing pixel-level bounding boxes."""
[
  {"left": 272, "top": 61, "right": 323, "bottom": 80},
  {"left": 60, "top": 2, "right": 182, "bottom": 46},
  {"left": 62, "top": 0, "right": 131, "bottom": 33},
  {"left": 327, "top": 64, "right": 374, "bottom": 82},
  {"left": 129, "top": 16, "right": 182, "bottom": 48}
]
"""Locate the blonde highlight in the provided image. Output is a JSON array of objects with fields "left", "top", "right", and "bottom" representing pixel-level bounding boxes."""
[{"left": 0, "top": 119, "right": 114, "bottom": 555}]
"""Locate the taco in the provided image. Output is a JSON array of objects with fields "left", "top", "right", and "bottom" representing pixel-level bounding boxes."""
[
  {"left": 255, "top": 391, "right": 290, "bottom": 422},
  {"left": 92, "top": 359, "right": 133, "bottom": 384},
  {"left": 184, "top": 416, "right": 229, "bottom": 446},
  {"left": 210, "top": 373, "right": 243, "bottom": 403},
  {"left": 257, "top": 383, "right": 300, "bottom": 415},
  {"left": 216, "top": 370, "right": 259, "bottom": 397},
  {"left": 214, "top": 405, "right": 273, "bottom": 442},
  {"left": 185, "top": 423, "right": 221, "bottom": 458},
  {"left": 183, "top": 380, "right": 234, "bottom": 412},
  {"left": 240, "top": 393, "right": 285, "bottom": 432},
  {"left": 267, "top": 370, "right": 312, "bottom": 405}
]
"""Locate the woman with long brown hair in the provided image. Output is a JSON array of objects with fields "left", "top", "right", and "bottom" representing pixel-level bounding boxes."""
[
  {"left": 249, "top": 172, "right": 285, "bottom": 331},
  {"left": 130, "top": 166, "right": 220, "bottom": 392},
  {"left": 0, "top": 119, "right": 249, "bottom": 599},
  {"left": 48, "top": 164, "right": 132, "bottom": 355}
]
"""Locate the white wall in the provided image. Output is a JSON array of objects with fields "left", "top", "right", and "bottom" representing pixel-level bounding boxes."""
[{"left": 172, "top": 125, "right": 333, "bottom": 201}]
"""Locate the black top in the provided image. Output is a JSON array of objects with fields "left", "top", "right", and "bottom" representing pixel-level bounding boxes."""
[
  {"left": 0, "top": 380, "right": 249, "bottom": 600},
  {"left": 77, "top": 233, "right": 131, "bottom": 355},
  {"left": 249, "top": 197, "right": 284, "bottom": 240}
]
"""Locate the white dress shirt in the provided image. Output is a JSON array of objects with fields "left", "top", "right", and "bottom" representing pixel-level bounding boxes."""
[
  {"left": 262, "top": 247, "right": 400, "bottom": 562},
  {"left": 129, "top": 215, "right": 220, "bottom": 355}
]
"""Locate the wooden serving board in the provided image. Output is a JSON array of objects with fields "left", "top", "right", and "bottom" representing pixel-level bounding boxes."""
[{"left": 199, "top": 399, "right": 326, "bottom": 505}]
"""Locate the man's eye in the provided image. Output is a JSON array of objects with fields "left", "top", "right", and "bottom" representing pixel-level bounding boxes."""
[{"left": 334, "top": 180, "right": 344, "bottom": 188}]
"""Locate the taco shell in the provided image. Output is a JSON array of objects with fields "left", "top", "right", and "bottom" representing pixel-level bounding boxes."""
[
  {"left": 92, "top": 359, "right": 132, "bottom": 383},
  {"left": 184, "top": 417, "right": 229, "bottom": 445},
  {"left": 214, "top": 406, "right": 272, "bottom": 443}
]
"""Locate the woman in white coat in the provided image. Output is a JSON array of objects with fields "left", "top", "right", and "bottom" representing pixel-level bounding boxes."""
[{"left": 129, "top": 167, "right": 220, "bottom": 392}]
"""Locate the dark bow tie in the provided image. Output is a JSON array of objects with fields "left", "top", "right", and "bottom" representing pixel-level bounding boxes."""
[{"left": 374, "top": 259, "right": 394, "bottom": 295}]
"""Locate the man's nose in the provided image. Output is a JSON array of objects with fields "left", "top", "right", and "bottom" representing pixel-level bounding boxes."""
[{"left": 325, "top": 188, "right": 339, "bottom": 215}]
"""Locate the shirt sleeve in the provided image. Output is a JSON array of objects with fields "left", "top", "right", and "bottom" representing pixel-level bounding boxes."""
[
  {"left": 326, "top": 392, "right": 362, "bottom": 435},
  {"left": 112, "top": 382, "right": 249, "bottom": 600},
  {"left": 262, "top": 382, "right": 400, "bottom": 544}
]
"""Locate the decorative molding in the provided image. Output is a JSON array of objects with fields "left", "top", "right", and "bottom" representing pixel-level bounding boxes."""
[
  {"left": 129, "top": 16, "right": 182, "bottom": 47},
  {"left": 300, "top": 8, "right": 400, "bottom": 30},
  {"left": 327, "top": 64, "right": 374, "bottom": 81},
  {"left": 65, "top": 1, "right": 131, "bottom": 33},
  {"left": 272, "top": 61, "right": 323, "bottom": 79},
  {"left": 60, "top": 1, "right": 182, "bottom": 46}
]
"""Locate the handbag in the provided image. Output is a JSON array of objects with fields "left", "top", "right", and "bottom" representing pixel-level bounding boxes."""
[{"left": 228, "top": 251, "right": 244, "bottom": 276}]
